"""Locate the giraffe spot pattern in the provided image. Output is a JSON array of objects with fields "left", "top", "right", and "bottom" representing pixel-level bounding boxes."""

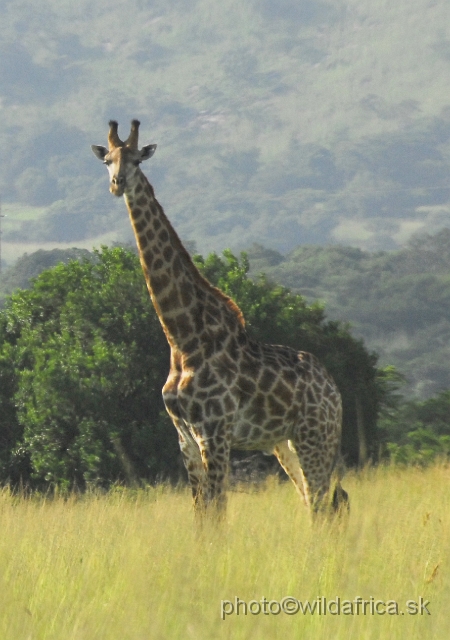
[
  {"left": 134, "top": 217, "right": 145, "bottom": 232},
  {"left": 197, "top": 363, "right": 217, "bottom": 389},
  {"left": 183, "top": 337, "right": 200, "bottom": 353},
  {"left": 189, "top": 401, "right": 203, "bottom": 423},
  {"left": 172, "top": 256, "right": 183, "bottom": 279},
  {"left": 175, "top": 313, "right": 193, "bottom": 339},
  {"left": 163, "top": 246, "right": 174, "bottom": 262},
  {"left": 139, "top": 235, "right": 148, "bottom": 249},
  {"left": 223, "top": 393, "right": 236, "bottom": 414},
  {"left": 272, "top": 379, "right": 293, "bottom": 406},
  {"left": 259, "top": 369, "right": 276, "bottom": 392},
  {"left": 192, "top": 305, "right": 205, "bottom": 333},
  {"left": 151, "top": 274, "right": 170, "bottom": 295},
  {"left": 180, "top": 283, "right": 194, "bottom": 307},
  {"left": 267, "top": 394, "right": 286, "bottom": 417},
  {"left": 205, "top": 398, "right": 223, "bottom": 417},
  {"left": 240, "top": 355, "right": 261, "bottom": 378},
  {"left": 236, "top": 375, "right": 256, "bottom": 398},
  {"left": 159, "top": 289, "right": 181, "bottom": 313},
  {"left": 244, "top": 393, "right": 267, "bottom": 423},
  {"left": 212, "top": 353, "right": 238, "bottom": 385}
]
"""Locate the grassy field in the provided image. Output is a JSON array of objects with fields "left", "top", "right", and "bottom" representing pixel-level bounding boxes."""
[{"left": 1, "top": 464, "right": 448, "bottom": 640}]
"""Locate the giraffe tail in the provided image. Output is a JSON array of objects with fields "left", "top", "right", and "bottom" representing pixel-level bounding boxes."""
[{"left": 331, "top": 483, "right": 350, "bottom": 513}]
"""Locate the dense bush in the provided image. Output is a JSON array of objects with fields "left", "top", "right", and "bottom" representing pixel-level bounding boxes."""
[
  {"left": 0, "top": 246, "right": 389, "bottom": 489},
  {"left": 0, "top": 247, "right": 178, "bottom": 489},
  {"left": 380, "top": 390, "right": 450, "bottom": 465}
]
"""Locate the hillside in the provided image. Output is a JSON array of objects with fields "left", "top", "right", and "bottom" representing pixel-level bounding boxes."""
[
  {"left": 2, "top": 0, "right": 450, "bottom": 265},
  {"left": 247, "top": 229, "right": 450, "bottom": 398},
  {"left": 0, "top": 248, "right": 91, "bottom": 303},
  {"left": 2, "top": 230, "right": 450, "bottom": 400}
]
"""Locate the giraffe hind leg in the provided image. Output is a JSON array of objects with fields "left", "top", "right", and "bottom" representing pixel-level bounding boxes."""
[
  {"left": 273, "top": 441, "right": 308, "bottom": 507},
  {"left": 332, "top": 482, "right": 350, "bottom": 513},
  {"left": 291, "top": 437, "right": 341, "bottom": 515},
  {"left": 283, "top": 413, "right": 346, "bottom": 516}
]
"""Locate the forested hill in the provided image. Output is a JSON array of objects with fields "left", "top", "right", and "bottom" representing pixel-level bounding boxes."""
[
  {"left": 246, "top": 229, "right": 450, "bottom": 399},
  {"left": 2, "top": 229, "right": 450, "bottom": 400},
  {"left": 2, "top": 0, "right": 450, "bottom": 265},
  {"left": 0, "top": 249, "right": 91, "bottom": 301}
]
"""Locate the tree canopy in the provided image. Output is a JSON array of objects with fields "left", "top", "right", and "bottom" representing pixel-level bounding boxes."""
[
  {"left": 379, "top": 390, "right": 450, "bottom": 465},
  {"left": 0, "top": 247, "right": 177, "bottom": 489},
  {"left": 0, "top": 246, "right": 387, "bottom": 489}
]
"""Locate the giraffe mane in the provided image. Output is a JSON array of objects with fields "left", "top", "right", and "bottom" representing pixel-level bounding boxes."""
[
  {"left": 169, "top": 226, "right": 246, "bottom": 327},
  {"left": 209, "top": 283, "right": 246, "bottom": 328}
]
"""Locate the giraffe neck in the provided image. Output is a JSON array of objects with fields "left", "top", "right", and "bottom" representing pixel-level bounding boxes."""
[{"left": 123, "top": 171, "right": 245, "bottom": 352}]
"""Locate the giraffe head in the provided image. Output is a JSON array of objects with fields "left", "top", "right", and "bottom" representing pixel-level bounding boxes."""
[{"left": 91, "top": 120, "right": 157, "bottom": 197}]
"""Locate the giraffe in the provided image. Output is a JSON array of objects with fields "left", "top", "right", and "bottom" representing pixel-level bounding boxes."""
[{"left": 91, "top": 120, "right": 348, "bottom": 516}]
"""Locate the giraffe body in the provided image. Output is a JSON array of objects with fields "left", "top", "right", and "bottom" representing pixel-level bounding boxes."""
[{"left": 92, "top": 120, "right": 348, "bottom": 516}]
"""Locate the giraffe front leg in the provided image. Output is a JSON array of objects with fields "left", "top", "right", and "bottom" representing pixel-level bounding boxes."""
[
  {"left": 176, "top": 427, "right": 207, "bottom": 513},
  {"left": 163, "top": 390, "right": 208, "bottom": 514},
  {"left": 196, "top": 425, "right": 231, "bottom": 518}
]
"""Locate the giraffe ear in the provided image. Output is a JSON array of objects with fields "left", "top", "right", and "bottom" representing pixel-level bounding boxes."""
[
  {"left": 139, "top": 144, "right": 157, "bottom": 162},
  {"left": 91, "top": 145, "right": 108, "bottom": 160}
]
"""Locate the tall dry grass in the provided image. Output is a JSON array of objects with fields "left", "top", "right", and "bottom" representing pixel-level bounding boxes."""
[{"left": 0, "top": 464, "right": 448, "bottom": 639}]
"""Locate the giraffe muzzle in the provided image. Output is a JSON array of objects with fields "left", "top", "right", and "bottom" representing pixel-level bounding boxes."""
[{"left": 110, "top": 174, "right": 126, "bottom": 196}]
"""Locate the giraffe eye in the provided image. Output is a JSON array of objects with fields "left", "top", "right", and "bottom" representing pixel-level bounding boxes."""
[{"left": 103, "top": 159, "right": 112, "bottom": 166}]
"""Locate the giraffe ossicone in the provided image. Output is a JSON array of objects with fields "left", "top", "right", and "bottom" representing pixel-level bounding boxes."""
[{"left": 91, "top": 120, "right": 349, "bottom": 517}]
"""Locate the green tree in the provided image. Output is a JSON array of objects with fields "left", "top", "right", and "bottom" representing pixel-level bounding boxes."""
[
  {"left": 380, "top": 390, "right": 450, "bottom": 465},
  {"left": 0, "top": 246, "right": 387, "bottom": 490},
  {"left": 0, "top": 315, "right": 28, "bottom": 483},
  {"left": 0, "top": 247, "right": 179, "bottom": 489}
]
